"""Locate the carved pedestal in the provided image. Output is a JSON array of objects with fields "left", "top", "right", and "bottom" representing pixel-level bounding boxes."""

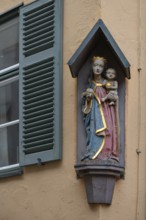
[
  {"left": 85, "top": 176, "right": 115, "bottom": 204},
  {"left": 75, "top": 161, "right": 124, "bottom": 204}
]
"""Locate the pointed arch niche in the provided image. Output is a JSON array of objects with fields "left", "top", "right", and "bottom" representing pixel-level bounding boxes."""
[{"left": 68, "top": 19, "right": 130, "bottom": 205}]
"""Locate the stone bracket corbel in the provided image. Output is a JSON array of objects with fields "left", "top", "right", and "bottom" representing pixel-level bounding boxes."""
[{"left": 75, "top": 163, "right": 124, "bottom": 204}]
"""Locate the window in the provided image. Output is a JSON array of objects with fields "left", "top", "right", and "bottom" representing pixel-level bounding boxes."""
[
  {"left": 0, "top": 71, "right": 19, "bottom": 167},
  {"left": 0, "top": 14, "right": 20, "bottom": 177},
  {"left": 0, "top": 17, "right": 19, "bottom": 70},
  {"left": 0, "top": 0, "right": 63, "bottom": 178}
]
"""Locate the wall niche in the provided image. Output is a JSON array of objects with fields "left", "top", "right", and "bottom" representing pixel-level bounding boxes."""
[{"left": 68, "top": 19, "right": 130, "bottom": 205}]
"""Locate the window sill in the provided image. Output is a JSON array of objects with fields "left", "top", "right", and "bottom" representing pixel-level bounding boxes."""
[{"left": 0, "top": 164, "right": 23, "bottom": 178}]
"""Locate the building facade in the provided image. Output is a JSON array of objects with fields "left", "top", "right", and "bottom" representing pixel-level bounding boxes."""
[{"left": 0, "top": 0, "right": 145, "bottom": 219}]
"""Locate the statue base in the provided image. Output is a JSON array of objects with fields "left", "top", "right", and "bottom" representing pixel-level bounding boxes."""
[{"left": 75, "top": 161, "right": 124, "bottom": 204}]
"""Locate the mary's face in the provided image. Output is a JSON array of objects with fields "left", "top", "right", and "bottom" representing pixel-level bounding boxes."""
[{"left": 92, "top": 59, "right": 104, "bottom": 75}]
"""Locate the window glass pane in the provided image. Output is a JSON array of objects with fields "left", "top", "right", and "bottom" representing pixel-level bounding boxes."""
[
  {"left": 0, "top": 17, "right": 19, "bottom": 70},
  {"left": 0, "top": 79, "right": 19, "bottom": 124},
  {"left": 0, "top": 123, "right": 19, "bottom": 167}
]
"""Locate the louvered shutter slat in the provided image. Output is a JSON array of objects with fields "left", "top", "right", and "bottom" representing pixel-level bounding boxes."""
[
  {"left": 24, "top": 1, "right": 54, "bottom": 18},
  {"left": 24, "top": 9, "right": 54, "bottom": 25},
  {"left": 24, "top": 21, "right": 54, "bottom": 37},
  {"left": 24, "top": 112, "right": 54, "bottom": 124},
  {"left": 24, "top": 120, "right": 54, "bottom": 130},
  {"left": 24, "top": 32, "right": 54, "bottom": 46},
  {"left": 24, "top": 123, "right": 54, "bottom": 135},
  {"left": 23, "top": 97, "right": 54, "bottom": 110},
  {"left": 24, "top": 71, "right": 54, "bottom": 81},
  {"left": 24, "top": 137, "right": 53, "bottom": 148},
  {"left": 23, "top": 144, "right": 53, "bottom": 154},
  {"left": 24, "top": 102, "right": 53, "bottom": 115},
  {"left": 26, "top": 84, "right": 53, "bottom": 94},
  {"left": 19, "top": 0, "right": 63, "bottom": 166},
  {"left": 24, "top": 92, "right": 53, "bottom": 103},
  {"left": 24, "top": 132, "right": 53, "bottom": 143},
  {"left": 24, "top": 37, "right": 54, "bottom": 50},
  {"left": 24, "top": 28, "right": 54, "bottom": 42},
  {"left": 24, "top": 128, "right": 53, "bottom": 139},
  {"left": 22, "top": 1, "right": 55, "bottom": 57},
  {"left": 24, "top": 76, "right": 54, "bottom": 87},
  {"left": 24, "top": 14, "right": 54, "bottom": 30},
  {"left": 24, "top": 60, "right": 54, "bottom": 74},
  {"left": 24, "top": 108, "right": 52, "bottom": 119}
]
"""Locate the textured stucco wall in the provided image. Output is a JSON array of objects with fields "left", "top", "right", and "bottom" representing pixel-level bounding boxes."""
[{"left": 0, "top": 0, "right": 146, "bottom": 220}]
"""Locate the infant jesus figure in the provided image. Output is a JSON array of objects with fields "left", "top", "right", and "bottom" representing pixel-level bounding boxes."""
[{"left": 102, "top": 68, "right": 118, "bottom": 105}]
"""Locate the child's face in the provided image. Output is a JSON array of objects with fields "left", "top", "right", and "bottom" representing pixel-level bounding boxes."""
[{"left": 106, "top": 69, "right": 116, "bottom": 80}]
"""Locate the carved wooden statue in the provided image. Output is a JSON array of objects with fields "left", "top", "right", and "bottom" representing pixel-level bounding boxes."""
[{"left": 81, "top": 56, "right": 119, "bottom": 162}]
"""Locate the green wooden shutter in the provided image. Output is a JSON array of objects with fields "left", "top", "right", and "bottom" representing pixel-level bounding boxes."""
[{"left": 19, "top": 0, "right": 63, "bottom": 166}]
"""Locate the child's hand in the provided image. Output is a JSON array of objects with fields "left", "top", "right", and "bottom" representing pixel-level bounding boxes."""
[{"left": 105, "top": 82, "right": 112, "bottom": 88}]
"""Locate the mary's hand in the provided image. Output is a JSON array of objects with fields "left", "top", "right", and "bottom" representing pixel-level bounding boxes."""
[
  {"left": 86, "top": 88, "right": 94, "bottom": 93},
  {"left": 86, "top": 88, "right": 94, "bottom": 101},
  {"left": 82, "top": 88, "right": 94, "bottom": 99}
]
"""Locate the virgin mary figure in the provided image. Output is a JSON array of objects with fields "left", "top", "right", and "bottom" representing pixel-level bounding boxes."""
[{"left": 81, "top": 56, "right": 119, "bottom": 162}]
